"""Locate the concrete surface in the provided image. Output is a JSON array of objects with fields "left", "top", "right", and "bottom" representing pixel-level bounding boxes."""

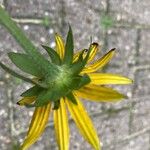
[{"left": 0, "top": 0, "right": 150, "bottom": 150}]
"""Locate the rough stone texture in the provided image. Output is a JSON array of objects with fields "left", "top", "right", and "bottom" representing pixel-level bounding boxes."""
[
  {"left": 0, "top": 0, "right": 150, "bottom": 150},
  {"left": 139, "top": 29, "right": 150, "bottom": 64},
  {"left": 109, "top": 0, "right": 150, "bottom": 25}
]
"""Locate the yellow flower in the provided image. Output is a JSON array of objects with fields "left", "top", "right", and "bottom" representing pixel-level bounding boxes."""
[{"left": 17, "top": 29, "right": 132, "bottom": 150}]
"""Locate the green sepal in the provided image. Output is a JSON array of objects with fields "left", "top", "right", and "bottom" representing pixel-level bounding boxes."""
[
  {"left": 71, "top": 49, "right": 86, "bottom": 75},
  {"left": 71, "top": 44, "right": 93, "bottom": 75},
  {"left": 76, "top": 74, "right": 91, "bottom": 88},
  {"left": 42, "top": 45, "right": 61, "bottom": 65},
  {"left": 34, "top": 90, "right": 52, "bottom": 107},
  {"left": 66, "top": 92, "right": 77, "bottom": 105},
  {"left": 8, "top": 52, "right": 46, "bottom": 77},
  {"left": 21, "top": 85, "right": 43, "bottom": 97},
  {"left": 69, "top": 74, "right": 91, "bottom": 90},
  {"left": 63, "top": 25, "right": 74, "bottom": 65},
  {"left": 35, "top": 85, "right": 70, "bottom": 107}
]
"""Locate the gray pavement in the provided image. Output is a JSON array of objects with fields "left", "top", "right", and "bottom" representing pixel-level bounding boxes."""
[{"left": 0, "top": 0, "right": 150, "bottom": 150}]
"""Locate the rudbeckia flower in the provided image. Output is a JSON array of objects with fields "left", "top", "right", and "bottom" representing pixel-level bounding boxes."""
[
  {"left": 17, "top": 27, "right": 132, "bottom": 150},
  {"left": 0, "top": 26, "right": 132, "bottom": 150}
]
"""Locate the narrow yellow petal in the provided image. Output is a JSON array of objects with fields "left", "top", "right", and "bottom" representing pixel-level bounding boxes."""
[
  {"left": 73, "top": 43, "right": 99, "bottom": 63},
  {"left": 89, "top": 73, "right": 133, "bottom": 85},
  {"left": 17, "top": 97, "right": 36, "bottom": 106},
  {"left": 75, "top": 84, "right": 125, "bottom": 102},
  {"left": 87, "top": 43, "right": 100, "bottom": 63},
  {"left": 21, "top": 103, "right": 51, "bottom": 150},
  {"left": 55, "top": 33, "right": 65, "bottom": 59},
  {"left": 82, "top": 49, "right": 115, "bottom": 74},
  {"left": 66, "top": 95, "right": 101, "bottom": 150},
  {"left": 54, "top": 99, "right": 69, "bottom": 150}
]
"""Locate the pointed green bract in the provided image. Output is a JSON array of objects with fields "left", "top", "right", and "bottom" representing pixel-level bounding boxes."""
[
  {"left": 69, "top": 74, "right": 91, "bottom": 90},
  {"left": 0, "top": 61, "right": 45, "bottom": 87},
  {"left": 21, "top": 85, "right": 43, "bottom": 97},
  {"left": 77, "top": 74, "right": 91, "bottom": 88},
  {"left": 35, "top": 90, "right": 52, "bottom": 107},
  {"left": 8, "top": 52, "right": 46, "bottom": 77},
  {"left": 63, "top": 25, "right": 74, "bottom": 65},
  {"left": 71, "top": 44, "right": 93, "bottom": 75},
  {"left": 35, "top": 86, "right": 70, "bottom": 107},
  {"left": 42, "top": 45, "right": 61, "bottom": 65},
  {"left": 71, "top": 49, "right": 86, "bottom": 75}
]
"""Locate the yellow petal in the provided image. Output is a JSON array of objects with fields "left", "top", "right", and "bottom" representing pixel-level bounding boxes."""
[
  {"left": 21, "top": 103, "right": 51, "bottom": 150},
  {"left": 89, "top": 73, "right": 133, "bottom": 85},
  {"left": 75, "top": 84, "right": 125, "bottom": 102},
  {"left": 73, "top": 43, "right": 99, "bottom": 63},
  {"left": 87, "top": 43, "right": 100, "bottom": 63},
  {"left": 82, "top": 49, "right": 115, "bottom": 74},
  {"left": 17, "top": 97, "right": 36, "bottom": 106},
  {"left": 54, "top": 99, "right": 69, "bottom": 150},
  {"left": 66, "top": 95, "right": 100, "bottom": 150},
  {"left": 55, "top": 33, "right": 65, "bottom": 59}
]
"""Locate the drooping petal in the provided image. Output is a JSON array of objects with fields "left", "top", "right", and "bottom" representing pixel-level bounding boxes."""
[
  {"left": 75, "top": 84, "right": 126, "bottom": 102},
  {"left": 73, "top": 43, "right": 99, "bottom": 63},
  {"left": 89, "top": 73, "right": 133, "bottom": 85},
  {"left": 17, "top": 96, "right": 36, "bottom": 106},
  {"left": 55, "top": 33, "right": 65, "bottom": 59},
  {"left": 54, "top": 99, "right": 69, "bottom": 150},
  {"left": 82, "top": 48, "right": 115, "bottom": 74},
  {"left": 21, "top": 103, "right": 51, "bottom": 150},
  {"left": 66, "top": 95, "right": 100, "bottom": 150}
]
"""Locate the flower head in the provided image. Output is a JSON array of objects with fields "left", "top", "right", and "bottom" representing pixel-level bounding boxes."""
[{"left": 1, "top": 26, "right": 132, "bottom": 150}]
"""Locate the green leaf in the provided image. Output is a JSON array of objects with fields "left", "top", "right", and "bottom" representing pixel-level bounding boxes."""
[
  {"left": 21, "top": 85, "right": 43, "bottom": 97},
  {"left": 66, "top": 92, "right": 77, "bottom": 105},
  {"left": 63, "top": 25, "right": 74, "bottom": 65},
  {"left": 0, "top": 61, "right": 33, "bottom": 84},
  {"left": 42, "top": 45, "right": 61, "bottom": 65},
  {"left": 0, "top": 61, "right": 48, "bottom": 88},
  {"left": 8, "top": 52, "right": 45, "bottom": 77}
]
